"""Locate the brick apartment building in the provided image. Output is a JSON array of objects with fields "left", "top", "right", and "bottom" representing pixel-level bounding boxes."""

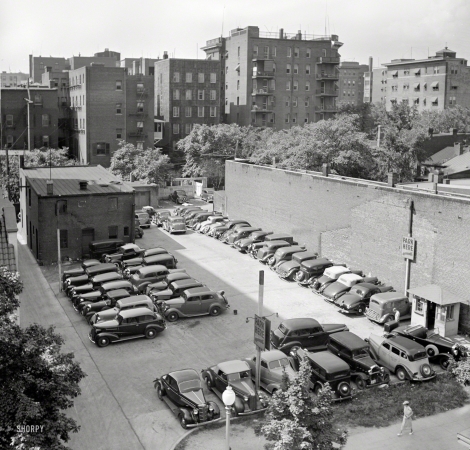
[
  {"left": 121, "top": 57, "right": 160, "bottom": 76},
  {"left": 202, "top": 26, "right": 342, "bottom": 129},
  {"left": 1, "top": 87, "right": 59, "bottom": 149},
  {"left": 337, "top": 61, "right": 369, "bottom": 106},
  {"left": 371, "top": 47, "right": 470, "bottom": 110},
  {"left": 154, "top": 54, "right": 222, "bottom": 157},
  {"left": 68, "top": 65, "right": 154, "bottom": 165},
  {"left": 19, "top": 165, "right": 135, "bottom": 264}
]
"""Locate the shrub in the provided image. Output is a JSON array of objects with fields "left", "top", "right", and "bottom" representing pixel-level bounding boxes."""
[{"left": 449, "top": 357, "right": 470, "bottom": 386}]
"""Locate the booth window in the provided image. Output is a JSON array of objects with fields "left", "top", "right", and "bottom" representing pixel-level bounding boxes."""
[
  {"left": 438, "top": 305, "right": 454, "bottom": 321},
  {"left": 415, "top": 298, "right": 424, "bottom": 315}
]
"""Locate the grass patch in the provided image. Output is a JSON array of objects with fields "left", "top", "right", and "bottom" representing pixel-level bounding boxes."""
[{"left": 332, "top": 373, "right": 468, "bottom": 428}]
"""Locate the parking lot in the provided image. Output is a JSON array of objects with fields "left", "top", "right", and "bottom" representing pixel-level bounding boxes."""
[{"left": 19, "top": 204, "right": 426, "bottom": 450}]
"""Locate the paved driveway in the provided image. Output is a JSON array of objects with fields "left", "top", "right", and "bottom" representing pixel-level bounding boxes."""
[{"left": 19, "top": 221, "right": 390, "bottom": 450}]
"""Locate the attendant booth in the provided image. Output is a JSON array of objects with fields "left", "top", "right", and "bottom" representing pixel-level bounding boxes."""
[{"left": 407, "top": 284, "right": 461, "bottom": 337}]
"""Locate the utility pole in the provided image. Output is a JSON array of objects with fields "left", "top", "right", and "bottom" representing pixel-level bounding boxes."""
[{"left": 255, "top": 270, "right": 264, "bottom": 393}]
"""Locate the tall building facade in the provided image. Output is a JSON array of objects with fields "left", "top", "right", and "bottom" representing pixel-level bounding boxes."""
[
  {"left": 154, "top": 55, "right": 222, "bottom": 159},
  {"left": 371, "top": 48, "right": 470, "bottom": 111},
  {"left": 69, "top": 65, "right": 154, "bottom": 166},
  {"left": 1, "top": 71, "right": 29, "bottom": 87},
  {"left": 202, "top": 26, "right": 342, "bottom": 129},
  {"left": 337, "top": 61, "right": 368, "bottom": 106}
]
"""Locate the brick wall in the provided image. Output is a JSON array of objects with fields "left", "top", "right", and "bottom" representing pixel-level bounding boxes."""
[{"left": 225, "top": 161, "right": 470, "bottom": 333}]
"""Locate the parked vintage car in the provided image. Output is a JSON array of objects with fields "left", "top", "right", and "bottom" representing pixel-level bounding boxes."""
[
  {"left": 89, "top": 239, "right": 125, "bottom": 260},
  {"left": 327, "top": 331, "right": 390, "bottom": 389},
  {"left": 85, "top": 262, "right": 120, "bottom": 278},
  {"left": 152, "top": 210, "right": 171, "bottom": 226},
  {"left": 388, "top": 322, "right": 470, "bottom": 369},
  {"left": 276, "top": 251, "right": 319, "bottom": 281},
  {"left": 226, "top": 227, "right": 261, "bottom": 246},
  {"left": 89, "top": 295, "right": 157, "bottom": 325},
  {"left": 163, "top": 216, "right": 187, "bottom": 234},
  {"left": 185, "top": 210, "right": 209, "bottom": 225},
  {"left": 83, "top": 288, "right": 132, "bottom": 324},
  {"left": 155, "top": 369, "right": 221, "bottom": 429},
  {"left": 244, "top": 350, "right": 296, "bottom": 394},
  {"left": 179, "top": 206, "right": 202, "bottom": 218},
  {"left": 150, "top": 279, "right": 206, "bottom": 302},
  {"left": 322, "top": 273, "right": 379, "bottom": 303},
  {"left": 145, "top": 272, "right": 191, "bottom": 294},
  {"left": 201, "top": 189, "right": 214, "bottom": 203},
  {"left": 123, "top": 253, "right": 177, "bottom": 278},
  {"left": 311, "top": 266, "right": 358, "bottom": 293},
  {"left": 257, "top": 240, "right": 292, "bottom": 263},
  {"left": 188, "top": 213, "right": 214, "bottom": 230},
  {"left": 128, "top": 265, "right": 181, "bottom": 293},
  {"left": 365, "top": 292, "right": 411, "bottom": 324},
  {"left": 295, "top": 257, "right": 333, "bottom": 287},
  {"left": 135, "top": 226, "right": 144, "bottom": 239},
  {"left": 202, "top": 360, "right": 268, "bottom": 415},
  {"left": 69, "top": 271, "right": 123, "bottom": 300},
  {"left": 292, "top": 349, "right": 352, "bottom": 401},
  {"left": 233, "top": 230, "right": 273, "bottom": 253},
  {"left": 249, "top": 233, "right": 297, "bottom": 258},
  {"left": 121, "top": 248, "right": 169, "bottom": 270},
  {"left": 336, "top": 283, "right": 394, "bottom": 315},
  {"left": 270, "top": 318, "right": 349, "bottom": 355},
  {"left": 142, "top": 205, "right": 157, "bottom": 218},
  {"left": 103, "top": 243, "right": 145, "bottom": 265},
  {"left": 135, "top": 210, "right": 151, "bottom": 228},
  {"left": 198, "top": 215, "right": 227, "bottom": 233},
  {"left": 62, "top": 259, "right": 101, "bottom": 287},
  {"left": 158, "top": 287, "right": 229, "bottom": 322},
  {"left": 89, "top": 307, "right": 166, "bottom": 347},
  {"left": 204, "top": 219, "right": 229, "bottom": 236},
  {"left": 220, "top": 224, "right": 253, "bottom": 243},
  {"left": 211, "top": 220, "right": 250, "bottom": 238},
  {"left": 367, "top": 333, "right": 435, "bottom": 381},
  {"left": 267, "top": 245, "right": 306, "bottom": 270},
  {"left": 169, "top": 189, "right": 188, "bottom": 204}
]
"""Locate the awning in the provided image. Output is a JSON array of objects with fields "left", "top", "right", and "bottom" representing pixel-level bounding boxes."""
[
  {"left": 431, "top": 97, "right": 438, "bottom": 102},
  {"left": 431, "top": 81, "right": 439, "bottom": 88},
  {"left": 414, "top": 69, "right": 421, "bottom": 75},
  {"left": 413, "top": 82, "right": 420, "bottom": 88},
  {"left": 235, "top": 64, "right": 240, "bottom": 71},
  {"left": 408, "top": 285, "right": 462, "bottom": 306},
  {"left": 423, "top": 82, "right": 427, "bottom": 88},
  {"left": 391, "top": 70, "right": 398, "bottom": 76}
]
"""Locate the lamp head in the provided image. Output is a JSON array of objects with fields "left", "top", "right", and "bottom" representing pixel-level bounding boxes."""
[{"left": 222, "top": 385, "right": 236, "bottom": 406}]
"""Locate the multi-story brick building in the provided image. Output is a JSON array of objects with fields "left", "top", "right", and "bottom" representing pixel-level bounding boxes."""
[
  {"left": 1, "top": 87, "right": 59, "bottom": 149},
  {"left": 363, "top": 57, "right": 373, "bottom": 104},
  {"left": 154, "top": 54, "right": 221, "bottom": 156},
  {"left": 1, "top": 71, "right": 29, "bottom": 87},
  {"left": 121, "top": 57, "right": 159, "bottom": 76},
  {"left": 371, "top": 47, "right": 470, "bottom": 111},
  {"left": 202, "top": 26, "right": 342, "bottom": 129},
  {"left": 337, "top": 61, "right": 368, "bottom": 106},
  {"left": 68, "top": 65, "right": 154, "bottom": 165},
  {"left": 19, "top": 165, "right": 135, "bottom": 264}
]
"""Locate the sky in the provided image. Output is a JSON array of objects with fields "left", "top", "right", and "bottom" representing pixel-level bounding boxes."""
[{"left": 1, "top": 0, "right": 470, "bottom": 74}]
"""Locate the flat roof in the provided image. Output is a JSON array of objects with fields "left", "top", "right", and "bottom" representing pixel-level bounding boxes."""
[
  {"left": 23, "top": 165, "right": 134, "bottom": 196},
  {"left": 218, "top": 360, "right": 250, "bottom": 374},
  {"left": 408, "top": 284, "right": 462, "bottom": 305},
  {"left": 281, "top": 318, "right": 321, "bottom": 330},
  {"left": 169, "top": 369, "right": 200, "bottom": 384}
]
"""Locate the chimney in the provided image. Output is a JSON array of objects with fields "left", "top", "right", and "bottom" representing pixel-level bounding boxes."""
[
  {"left": 279, "top": 28, "right": 284, "bottom": 39},
  {"left": 46, "top": 180, "right": 54, "bottom": 195},
  {"left": 79, "top": 180, "right": 88, "bottom": 190},
  {"left": 368, "top": 56, "right": 373, "bottom": 72},
  {"left": 163, "top": 51, "right": 168, "bottom": 60},
  {"left": 322, "top": 163, "right": 330, "bottom": 177},
  {"left": 297, "top": 30, "right": 302, "bottom": 40}
]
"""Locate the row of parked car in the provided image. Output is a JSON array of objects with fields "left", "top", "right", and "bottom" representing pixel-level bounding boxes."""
[{"left": 61, "top": 241, "right": 230, "bottom": 347}]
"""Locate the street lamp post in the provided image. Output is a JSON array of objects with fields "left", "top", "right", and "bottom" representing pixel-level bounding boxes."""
[{"left": 222, "top": 385, "right": 236, "bottom": 450}]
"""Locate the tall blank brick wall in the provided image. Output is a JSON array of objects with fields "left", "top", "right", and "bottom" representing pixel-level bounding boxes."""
[{"left": 226, "top": 161, "right": 470, "bottom": 332}]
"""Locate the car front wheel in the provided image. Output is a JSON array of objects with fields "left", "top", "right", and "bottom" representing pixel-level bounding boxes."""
[
  {"left": 439, "top": 356, "right": 450, "bottom": 370},
  {"left": 97, "top": 336, "right": 110, "bottom": 348},
  {"left": 179, "top": 414, "right": 187, "bottom": 429},
  {"left": 396, "top": 367, "right": 407, "bottom": 381},
  {"left": 157, "top": 385, "right": 165, "bottom": 400},
  {"left": 167, "top": 311, "right": 179, "bottom": 322},
  {"left": 357, "top": 303, "right": 366, "bottom": 314},
  {"left": 204, "top": 376, "right": 212, "bottom": 389},
  {"left": 145, "top": 328, "right": 158, "bottom": 339},
  {"left": 355, "top": 376, "right": 366, "bottom": 390},
  {"left": 209, "top": 306, "right": 221, "bottom": 316}
]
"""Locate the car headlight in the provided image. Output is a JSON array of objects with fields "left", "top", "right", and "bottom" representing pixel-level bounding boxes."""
[
  {"left": 193, "top": 408, "right": 199, "bottom": 414},
  {"left": 346, "top": 304, "right": 351, "bottom": 309},
  {"left": 244, "top": 396, "right": 249, "bottom": 402}
]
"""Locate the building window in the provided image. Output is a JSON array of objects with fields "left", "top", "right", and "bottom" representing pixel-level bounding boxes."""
[
  {"left": 263, "top": 46, "right": 269, "bottom": 58},
  {"left": 305, "top": 97, "right": 309, "bottom": 107},
  {"left": 137, "top": 82, "right": 144, "bottom": 93},
  {"left": 116, "top": 103, "right": 122, "bottom": 114},
  {"left": 285, "top": 97, "right": 290, "bottom": 107},
  {"left": 434, "top": 66, "right": 439, "bottom": 74},
  {"left": 237, "top": 46, "right": 240, "bottom": 57},
  {"left": 185, "top": 89, "right": 192, "bottom": 100},
  {"left": 286, "top": 81, "right": 291, "bottom": 91},
  {"left": 6, "top": 114, "right": 13, "bottom": 127},
  {"left": 292, "top": 113, "right": 297, "bottom": 123},
  {"left": 305, "top": 81, "right": 310, "bottom": 91},
  {"left": 237, "top": 80, "right": 240, "bottom": 90},
  {"left": 198, "top": 106, "right": 204, "bottom": 117},
  {"left": 116, "top": 128, "right": 122, "bottom": 139},
  {"left": 293, "top": 80, "right": 298, "bottom": 91},
  {"left": 305, "top": 113, "right": 309, "bottom": 123},
  {"left": 294, "top": 47, "right": 299, "bottom": 57},
  {"left": 6, "top": 135, "right": 13, "bottom": 148},
  {"left": 210, "top": 89, "right": 217, "bottom": 100},
  {"left": 173, "top": 89, "right": 180, "bottom": 100},
  {"left": 59, "top": 230, "right": 68, "bottom": 248},
  {"left": 403, "top": 83, "right": 409, "bottom": 91},
  {"left": 96, "top": 142, "right": 109, "bottom": 156},
  {"left": 415, "top": 299, "right": 424, "bottom": 314},
  {"left": 137, "top": 102, "right": 144, "bottom": 113},
  {"left": 306, "top": 48, "right": 311, "bottom": 58},
  {"left": 432, "top": 82, "right": 439, "bottom": 91},
  {"left": 78, "top": 200, "right": 86, "bottom": 207},
  {"left": 173, "top": 72, "right": 180, "bottom": 82},
  {"left": 210, "top": 106, "right": 217, "bottom": 117},
  {"left": 285, "top": 113, "right": 290, "bottom": 123},
  {"left": 198, "top": 73, "right": 205, "bottom": 83},
  {"left": 210, "top": 73, "right": 216, "bottom": 83},
  {"left": 403, "top": 69, "right": 410, "bottom": 76},
  {"left": 287, "top": 47, "right": 292, "bottom": 58},
  {"left": 451, "top": 85, "right": 458, "bottom": 90},
  {"left": 137, "top": 121, "right": 144, "bottom": 131},
  {"left": 185, "top": 123, "right": 192, "bottom": 134},
  {"left": 34, "top": 94, "right": 42, "bottom": 104},
  {"left": 423, "top": 83, "right": 427, "bottom": 91},
  {"left": 286, "top": 64, "right": 291, "bottom": 74},
  {"left": 294, "top": 64, "right": 298, "bottom": 74},
  {"left": 186, "top": 72, "right": 192, "bottom": 83},
  {"left": 198, "top": 90, "right": 204, "bottom": 100},
  {"left": 116, "top": 80, "right": 122, "bottom": 90},
  {"left": 42, "top": 114, "right": 50, "bottom": 127},
  {"left": 273, "top": 47, "right": 277, "bottom": 57},
  {"left": 270, "top": 79, "right": 276, "bottom": 90},
  {"left": 42, "top": 135, "right": 49, "bottom": 147},
  {"left": 136, "top": 141, "right": 144, "bottom": 150},
  {"left": 449, "top": 96, "right": 456, "bottom": 106},
  {"left": 306, "top": 64, "right": 311, "bottom": 75},
  {"left": 173, "top": 106, "right": 180, "bottom": 117},
  {"left": 123, "top": 226, "right": 130, "bottom": 237},
  {"left": 185, "top": 106, "right": 192, "bottom": 117},
  {"left": 108, "top": 226, "right": 118, "bottom": 239},
  {"left": 173, "top": 123, "right": 180, "bottom": 134},
  {"left": 108, "top": 197, "right": 118, "bottom": 211},
  {"left": 253, "top": 45, "right": 258, "bottom": 56},
  {"left": 293, "top": 97, "right": 298, "bottom": 107}
]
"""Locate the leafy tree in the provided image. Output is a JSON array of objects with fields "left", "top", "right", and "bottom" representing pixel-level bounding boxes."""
[
  {"left": 108, "top": 141, "right": 143, "bottom": 181},
  {"left": 0, "top": 148, "right": 79, "bottom": 203},
  {"left": 0, "top": 267, "right": 86, "bottom": 449},
  {"left": 260, "top": 358, "right": 347, "bottom": 450},
  {"left": 418, "top": 105, "right": 470, "bottom": 134}
]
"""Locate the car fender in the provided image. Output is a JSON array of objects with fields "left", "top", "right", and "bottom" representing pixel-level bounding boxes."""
[
  {"left": 379, "top": 313, "right": 395, "bottom": 324},
  {"left": 94, "top": 331, "right": 120, "bottom": 342},
  {"left": 266, "top": 382, "right": 282, "bottom": 394},
  {"left": 201, "top": 370, "right": 215, "bottom": 386},
  {"left": 178, "top": 407, "right": 194, "bottom": 424},
  {"left": 208, "top": 401, "right": 220, "bottom": 416},
  {"left": 397, "top": 364, "right": 414, "bottom": 379},
  {"left": 233, "top": 396, "right": 245, "bottom": 414},
  {"left": 425, "top": 344, "right": 439, "bottom": 358},
  {"left": 164, "top": 307, "right": 182, "bottom": 317},
  {"left": 280, "top": 341, "right": 303, "bottom": 354}
]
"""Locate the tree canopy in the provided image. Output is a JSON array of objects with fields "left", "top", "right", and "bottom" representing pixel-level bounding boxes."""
[{"left": 0, "top": 267, "right": 86, "bottom": 449}]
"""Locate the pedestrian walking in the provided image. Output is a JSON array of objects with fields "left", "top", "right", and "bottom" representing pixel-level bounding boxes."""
[
  {"left": 397, "top": 400, "right": 413, "bottom": 436},
  {"left": 394, "top": 307, "right": 401, "bottom": 324}
]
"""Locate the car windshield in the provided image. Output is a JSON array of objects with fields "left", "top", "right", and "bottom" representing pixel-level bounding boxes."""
[
  {"left": 268, "top": 358, "right": 289, "bottom": 369},
  {"left": 172, "top": 219, "right": 185, "bottom": 224},
  {"left": 409, "top": 351, "right": 428, "bottom": 361},
  {"left": 349, "top": 288, "right": 364, "bottom": 296},
  {"left": 352, "top": 348, "right": 370, "bottom": 359},
  {"left": 278, "top": 324, "right": 289, "bottom": 335},
  {"left": 227, "top": 370, "right": 250, "bottom": 382},
  {"left": 179, "top": 379, "right": 202, "bottom": 393}
]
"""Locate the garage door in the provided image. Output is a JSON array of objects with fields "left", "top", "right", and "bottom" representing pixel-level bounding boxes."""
[{"left": 135, "top": 190, "right": 150, "bottom": 209}]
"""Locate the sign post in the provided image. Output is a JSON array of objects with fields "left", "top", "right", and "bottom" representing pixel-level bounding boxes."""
[{"left": 255, "top": 271, "right": 264, "bottom": 393}]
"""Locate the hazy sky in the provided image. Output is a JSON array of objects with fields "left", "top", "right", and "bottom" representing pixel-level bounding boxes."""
[{"left": 1, "top": 0, "right": 469, "bottom": 74}]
